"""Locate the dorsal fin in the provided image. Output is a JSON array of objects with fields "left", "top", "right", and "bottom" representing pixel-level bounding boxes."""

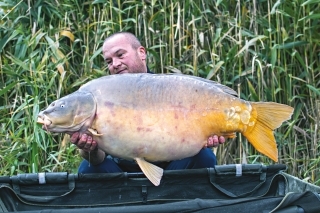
[{"left": 156, "top": 73, "right": 238, "bottom": 97}]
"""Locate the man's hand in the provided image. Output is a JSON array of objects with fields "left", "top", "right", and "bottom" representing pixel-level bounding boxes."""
[
  {"left": 70, "top": 132, "right": 98, "bottom": 152},
  {"left": 205, "top": 135, "right": 226, "bottom": 148},
  {"left": 70, "top": 132, "right": 105, "bottom": 165}
]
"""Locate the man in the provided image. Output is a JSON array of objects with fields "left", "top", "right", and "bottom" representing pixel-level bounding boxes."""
[{"left": 70, "top": 32, "right": 225, "bottom": 173}]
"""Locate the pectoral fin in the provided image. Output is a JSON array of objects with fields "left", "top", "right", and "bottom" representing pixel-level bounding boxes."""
[
  {"left": 135, "top": 158, "right": 163, "bottom": 186},
  {"left": 88, "top": 128, "right": 103, "bottom": 136}
]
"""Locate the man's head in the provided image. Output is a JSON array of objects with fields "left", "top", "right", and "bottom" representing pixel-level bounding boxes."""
[{"left": 102, "top": 32, "right": 147, "bottom": 74}]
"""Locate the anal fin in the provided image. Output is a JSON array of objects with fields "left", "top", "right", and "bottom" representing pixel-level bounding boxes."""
[{"left": 135, "top": 158, "right": 163, "bottom": 186}]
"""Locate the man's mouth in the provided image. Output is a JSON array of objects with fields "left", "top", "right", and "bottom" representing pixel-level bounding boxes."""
[{"left": 116, "top": 69, "right": 128, "bottom": 74}]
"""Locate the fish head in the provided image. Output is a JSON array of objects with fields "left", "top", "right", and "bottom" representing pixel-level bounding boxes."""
[{"left": 37, "top": 91, "right": 96, "bottom": 134}]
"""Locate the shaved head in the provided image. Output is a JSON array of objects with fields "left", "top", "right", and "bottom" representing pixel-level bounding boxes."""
[{"left": 104, "top": 32, "right": 142, "bottom": 50}]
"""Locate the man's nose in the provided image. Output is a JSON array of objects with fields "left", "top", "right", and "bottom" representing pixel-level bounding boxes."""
[{"left": 112, "top": 58, "right": 121, "bottom": 68}]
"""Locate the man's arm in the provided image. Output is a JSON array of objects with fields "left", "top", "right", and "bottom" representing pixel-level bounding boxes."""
[{"left": 70, "top": 132, "right": 105, "bottom": 165}]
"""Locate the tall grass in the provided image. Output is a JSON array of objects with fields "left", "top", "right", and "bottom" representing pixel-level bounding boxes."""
[{"left": 0, "top": 0, "right": 319, "bottom": 184}]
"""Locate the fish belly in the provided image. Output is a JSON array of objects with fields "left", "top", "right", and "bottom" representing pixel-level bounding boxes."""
[{"left": 93, "top": 106, "right": 208, "bottom": 162}]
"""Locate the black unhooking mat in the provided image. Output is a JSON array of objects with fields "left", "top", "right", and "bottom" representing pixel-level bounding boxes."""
[{"left": 1, "top": 164, "right": 320, "bottom": 213}]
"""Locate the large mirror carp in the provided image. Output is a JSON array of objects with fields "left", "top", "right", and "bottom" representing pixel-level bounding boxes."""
[{"left": 37, "top": 73, "right": 294, "bottom": 186}]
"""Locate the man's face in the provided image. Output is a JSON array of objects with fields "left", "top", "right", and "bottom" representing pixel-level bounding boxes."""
[{"left": 102, "top": 35, "right": 147, "bottom": 75}]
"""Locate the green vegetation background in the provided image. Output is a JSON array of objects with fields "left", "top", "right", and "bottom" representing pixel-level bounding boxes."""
[{"left": 0, "top": 0, "right": 319, "bottom": 184}]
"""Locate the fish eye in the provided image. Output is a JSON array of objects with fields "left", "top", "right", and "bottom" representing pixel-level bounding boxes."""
[{"left": 60, "top": 104, "right": 65, "bottom": 108}]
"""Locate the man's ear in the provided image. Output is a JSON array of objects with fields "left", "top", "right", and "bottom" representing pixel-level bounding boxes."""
[{"left": 137, "top": 46, "right": 147, "bottom": 60}]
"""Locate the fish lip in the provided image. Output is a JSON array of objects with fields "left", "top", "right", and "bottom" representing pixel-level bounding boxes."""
[
  {"left": 37, "top": 117, "right": 45, "bottom": 124},
  {"left": 37, "top": 115, "right": 52, "bottom": 129}
]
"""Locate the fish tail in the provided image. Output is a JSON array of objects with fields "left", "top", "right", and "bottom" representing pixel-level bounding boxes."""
[{"left": 242, "top": 102, "right": 294, "bottom": 162}]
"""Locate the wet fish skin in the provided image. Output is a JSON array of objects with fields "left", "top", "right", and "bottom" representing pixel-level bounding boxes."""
[{"left": 37, "top": 73, "right": 294, "bottom": 186}]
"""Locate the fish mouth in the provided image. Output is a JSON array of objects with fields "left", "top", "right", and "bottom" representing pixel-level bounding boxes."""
[{"left": 37, "top": 115, "right": 52, "bottom": 130}]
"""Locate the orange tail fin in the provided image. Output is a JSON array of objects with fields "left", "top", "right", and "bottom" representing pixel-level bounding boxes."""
[{"left": 242, "top": 102, "right": 294, "bottom": 162}]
